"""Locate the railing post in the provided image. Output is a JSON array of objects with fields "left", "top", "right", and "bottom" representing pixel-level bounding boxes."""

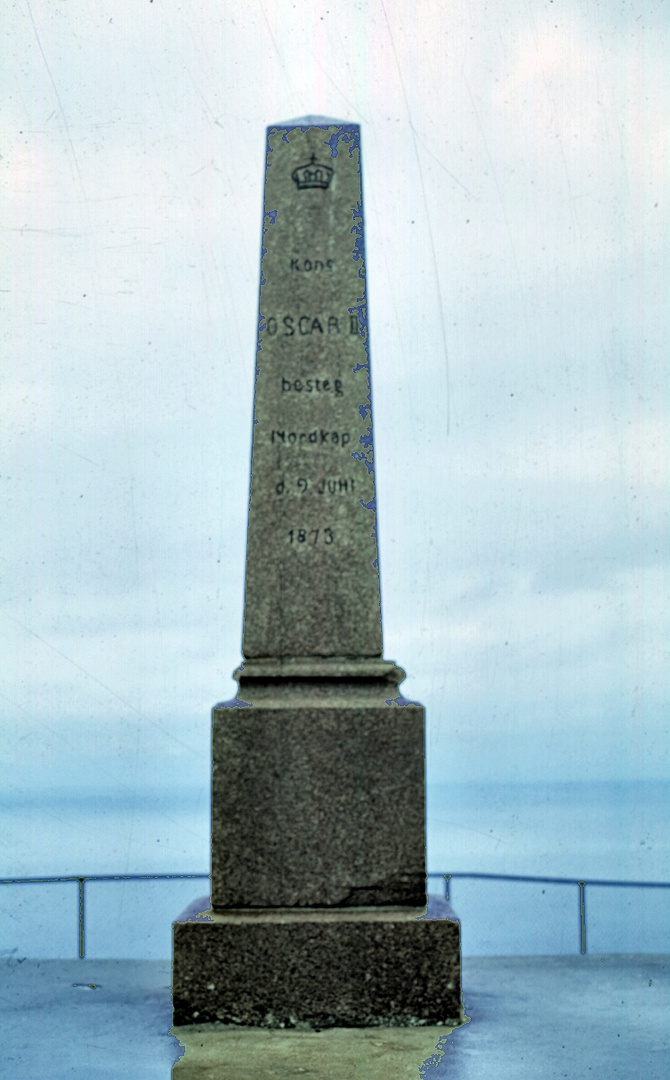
[
  {"left": 78, "top": 878, "right": 86, "bottom": 958},
  {"left": 579, "top": 881, "right": 586, "bottom": 955},
  {"left": 443, "top": 874, "right": 451, "bottom": 902}
]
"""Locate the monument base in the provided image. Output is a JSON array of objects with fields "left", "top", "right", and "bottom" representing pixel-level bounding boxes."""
[
  {"left": 172, "top": 898, "right": 462, "bottom": 1029},
  {"left": 211, "top": 695, "right": 428, "bottom": 909}
]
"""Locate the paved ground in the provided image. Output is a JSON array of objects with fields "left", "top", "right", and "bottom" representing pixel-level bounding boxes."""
[{"left": 2, "top": 954, "right": 667, "bottom": 1079}]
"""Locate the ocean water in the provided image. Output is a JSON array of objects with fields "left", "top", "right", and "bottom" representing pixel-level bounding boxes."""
[
  {"left": 1, "top": 781, "right": 668, "bottom": 959},
  {"left": 426, "top": 781, "right": 670, "bottom": 956},
  {"left": 426, "top": 780, "right": 670, "bottom": 882}
]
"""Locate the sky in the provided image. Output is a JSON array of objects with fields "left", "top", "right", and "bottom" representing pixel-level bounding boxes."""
[{"left": 2, "top": 0, "right": 668, "bottom": 837}]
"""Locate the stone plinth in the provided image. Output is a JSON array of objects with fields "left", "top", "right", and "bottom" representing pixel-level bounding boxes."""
[
  {"left": 211, "top": 675, "right": 426, "bottom": 908},
  {"left": 172, "top": 666, "right": 463, "bottom": 1030},
  {"left": 173, "top": 900, "right": 462, "bottom": 1029}
]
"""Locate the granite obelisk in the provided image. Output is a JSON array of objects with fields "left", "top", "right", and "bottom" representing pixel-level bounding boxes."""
[{"left": 172, "top": 118, "right": 462, "bottom": 1030}]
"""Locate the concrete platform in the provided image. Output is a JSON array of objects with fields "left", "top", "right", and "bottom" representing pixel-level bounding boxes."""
[{"left": 2, "top": 954, "right": 668, "bottom": 1079}]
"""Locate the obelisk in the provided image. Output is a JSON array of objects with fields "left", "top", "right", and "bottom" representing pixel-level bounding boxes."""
[{"left": 172, "top": 118, "right": 462, "bottom": 1030}]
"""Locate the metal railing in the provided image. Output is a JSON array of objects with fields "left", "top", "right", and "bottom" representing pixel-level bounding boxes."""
[
  {"left": 429, "top": 872, "right": 670, "bottom": 955},
  {"left": 1, "top": 870, "right": 668, "bottom": 958},
  {"left": 0, "top": 873, "right": 209, "bottom": 958}
]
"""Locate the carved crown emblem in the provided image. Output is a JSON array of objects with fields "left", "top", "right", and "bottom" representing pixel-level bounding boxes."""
[{"left": 291, "top": 154, "right": 334, "bottom": 190}]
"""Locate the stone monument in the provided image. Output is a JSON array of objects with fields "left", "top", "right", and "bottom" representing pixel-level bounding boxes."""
[{"left": 172, "top": 118, "right": 462, "bottom": 1034}]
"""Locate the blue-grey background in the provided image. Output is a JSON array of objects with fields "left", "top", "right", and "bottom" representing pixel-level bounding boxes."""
[{"left": 2, "top": 1, "right": 668, "bottom": 957}]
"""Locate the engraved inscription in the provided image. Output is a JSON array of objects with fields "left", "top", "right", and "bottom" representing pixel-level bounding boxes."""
[
  {"left": 290, "top": 258, "right": 335, "bottom": 272},
  {"left": 275, "top": 477, "right": 356, "bottom": 496},
  {"left": 281, "top": 377, "right": 343, "bottom": 396},
  {"left": 288, "top": 528, "right": 335, "bottom": 545},
  {"left": 316, "top": 477, "right": 354, "bottom": 495},
  {"left": 265, "top": 315, "right": 359, "bottom": 335},
  {"left": 271, "top": 430, "right": 350, "bottom": 447}
]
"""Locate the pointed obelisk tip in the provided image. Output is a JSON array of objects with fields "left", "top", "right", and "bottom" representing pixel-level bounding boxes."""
[{"left": 272, "top": 114, "right": 357, "bottom": 128}]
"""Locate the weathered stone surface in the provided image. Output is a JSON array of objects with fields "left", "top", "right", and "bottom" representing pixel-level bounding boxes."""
[
  {"left": 211, "top": 701, "right": 426, "bottom": 909},
  {"left": 242, "top": 120, "right": 381, "bottom": 660},
  {"left": 172, "top": 903, "right": 462, "bottom": 1029}
]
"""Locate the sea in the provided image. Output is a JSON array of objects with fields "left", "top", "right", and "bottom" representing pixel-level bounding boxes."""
[{"left": 1, "top": 780, "right": 668, "bottom": 959}]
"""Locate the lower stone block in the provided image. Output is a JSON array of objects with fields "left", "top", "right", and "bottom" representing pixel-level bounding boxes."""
[
  {"left": 211, "top": 702, "right": 427, "bottom": 908},
  {"left": 172, "top": 898, "right": 462, "bottom": 1029}
]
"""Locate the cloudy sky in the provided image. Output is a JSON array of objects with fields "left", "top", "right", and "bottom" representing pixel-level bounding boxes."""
[{"left": 3, "top": 0, "right": 668, "bottom": 828}]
